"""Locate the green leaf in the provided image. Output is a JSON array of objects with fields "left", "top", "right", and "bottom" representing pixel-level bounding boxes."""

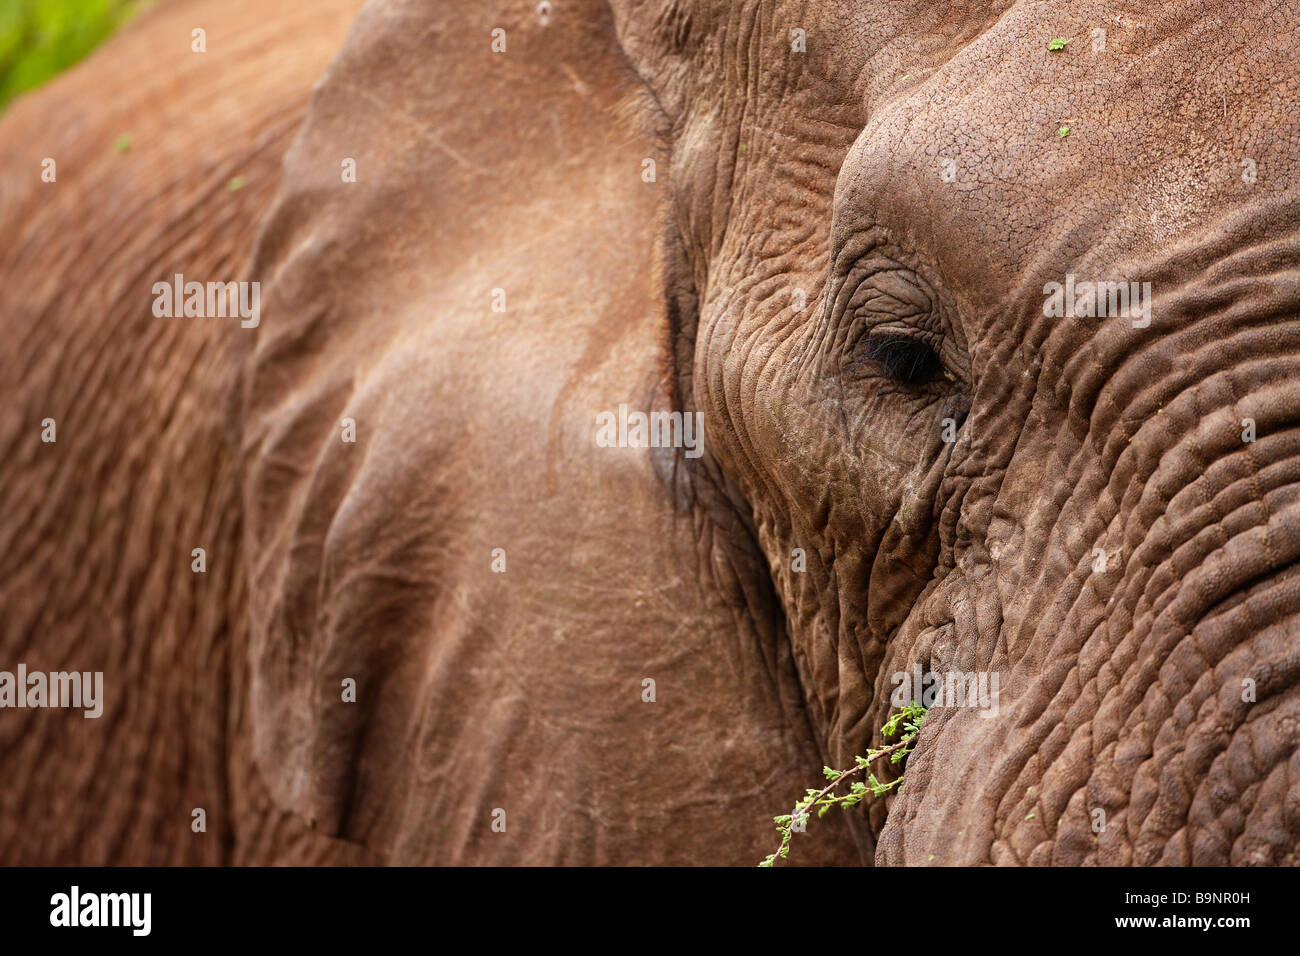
[
  {"left": 761, "top": 703, "right": 929, "bottom": 865},
  {"left": 1048, "top": 37, "right": 1070, "bottom": 50},
  {"left": 1, "top": 0, "right": 146, "bottom": 114}
]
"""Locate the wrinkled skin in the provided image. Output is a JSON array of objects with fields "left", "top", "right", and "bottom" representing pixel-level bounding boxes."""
[
  {"left": 2, "top": 0, "right": 1298, "bottom": 865},
  {"left": 0, "top": 0, "right": 373, "bottom": 865}
]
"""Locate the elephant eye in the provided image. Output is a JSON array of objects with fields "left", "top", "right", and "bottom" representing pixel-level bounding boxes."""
[{"left": 864, "top": 334, "right": 945, "bottom": 386}]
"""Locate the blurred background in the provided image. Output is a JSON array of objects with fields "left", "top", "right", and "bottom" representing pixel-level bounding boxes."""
[{"left": 0, "top": 0, "right": 158, "bottom": 112}]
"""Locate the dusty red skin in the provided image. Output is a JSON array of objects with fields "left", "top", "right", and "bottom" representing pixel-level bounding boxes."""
[{"left": 1, "top": 0, "right": 1297, "bottom": 865}]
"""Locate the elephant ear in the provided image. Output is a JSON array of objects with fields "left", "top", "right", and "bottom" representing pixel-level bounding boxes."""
[{"left": 240, "top": 0, "right": 856, "bottom": 863}]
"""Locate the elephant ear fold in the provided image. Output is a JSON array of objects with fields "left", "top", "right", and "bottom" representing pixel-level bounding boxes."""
[{"left": 238, "top": 0, "right": 670, "bottom": 838}]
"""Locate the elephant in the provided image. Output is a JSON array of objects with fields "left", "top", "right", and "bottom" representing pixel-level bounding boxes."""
[{"left": 1, "top": 0, "right": 1297, "bottom": 866}]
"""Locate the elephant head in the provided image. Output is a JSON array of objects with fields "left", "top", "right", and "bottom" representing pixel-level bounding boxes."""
[{"left": 240, "top": 0, "right": 1299, "bottom": 865}]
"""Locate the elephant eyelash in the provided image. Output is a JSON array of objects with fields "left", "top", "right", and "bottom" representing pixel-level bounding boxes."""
[{"left": 863, "top": 334, "right": 947, "bottom": 386}]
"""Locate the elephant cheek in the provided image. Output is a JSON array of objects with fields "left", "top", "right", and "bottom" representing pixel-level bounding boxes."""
[{"left": 874, "top": 319, "right": 1300, "bottom": 865}]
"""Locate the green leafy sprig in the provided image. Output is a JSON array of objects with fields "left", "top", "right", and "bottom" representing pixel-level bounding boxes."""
[{"left": 760, "top": 702, "right": 926, "bottom": 867}]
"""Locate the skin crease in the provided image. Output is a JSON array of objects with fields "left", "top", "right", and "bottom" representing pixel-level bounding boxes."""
[{"left": 0, "top": 0, "right": 1296, "bottom": 867}]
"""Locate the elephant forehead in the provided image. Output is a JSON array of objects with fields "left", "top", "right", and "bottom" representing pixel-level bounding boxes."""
[
  {"left": 605, "top": 2, "right": 1008, "bottom": 313},
  {"left": 830, "top": 0, "right": 1300, "bottom": 316}
]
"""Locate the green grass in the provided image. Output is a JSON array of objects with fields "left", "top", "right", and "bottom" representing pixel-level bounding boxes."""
[{"left": 0, "top": 0, "right": 154, "bottom": 113}]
